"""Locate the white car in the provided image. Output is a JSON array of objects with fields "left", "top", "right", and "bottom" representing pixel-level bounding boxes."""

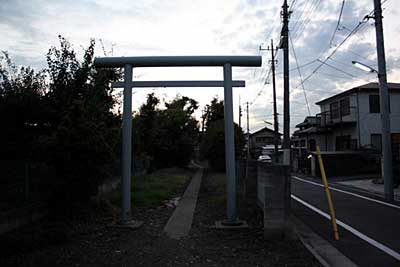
[{"left": 257, "top": 154, "right": 272, "bottom": 163}]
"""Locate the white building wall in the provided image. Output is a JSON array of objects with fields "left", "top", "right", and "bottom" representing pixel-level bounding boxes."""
[
  {"left": 319, "top": 92, "right": 359, "bottom": 149},
  {"left": 357, "top": 91, "right": 400, "bottom": 148}
]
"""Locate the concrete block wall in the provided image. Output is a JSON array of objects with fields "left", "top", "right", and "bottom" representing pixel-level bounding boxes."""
[{"left": 257, "top": 162, "right": 291, "bottom": 238}]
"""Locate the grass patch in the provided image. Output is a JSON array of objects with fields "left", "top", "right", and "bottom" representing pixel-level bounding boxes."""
[
  {"left": 206, "top": 172, "right": 226, "bottom": 205},
  {"left": 108, "top": 168, "right": 192, "bottom": 208}
]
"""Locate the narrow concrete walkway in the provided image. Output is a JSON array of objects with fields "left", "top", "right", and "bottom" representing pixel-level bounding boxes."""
[{"left": 164, "top": 167, "right": 203, "bottom": 239}]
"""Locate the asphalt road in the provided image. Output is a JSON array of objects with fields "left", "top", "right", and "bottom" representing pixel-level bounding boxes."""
[{"left": 291, "top": 176, "right": 400, "bottom": 267}]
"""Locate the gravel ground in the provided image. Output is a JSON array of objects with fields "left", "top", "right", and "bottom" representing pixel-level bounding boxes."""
[{"left": 0, "top": 169, "right": 320, "bottom": 267}]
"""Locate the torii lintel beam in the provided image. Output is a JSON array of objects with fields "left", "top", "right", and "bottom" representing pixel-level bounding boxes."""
[
  {"left": 111, "top": 80, "right": 245, "bottom": 88},
  {"left": 94, "top": 56, "right": 261, "bottom": 68}
]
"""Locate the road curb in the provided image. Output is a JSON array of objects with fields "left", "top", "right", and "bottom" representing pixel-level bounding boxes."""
[{"left": 291, "top": 216, "right": 358, "bottom": 267}]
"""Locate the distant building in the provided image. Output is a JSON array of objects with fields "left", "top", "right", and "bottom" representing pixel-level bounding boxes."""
[
  {"left": 292, "top": 82, "right": 400, "bottom": 176},
  {"left": 293, "top": 82, "right": 400, "bottom": 153},
  {"left": 292, "top": 116, "right": 324, "bottom": 153},
  {"left": 249, "top": 127, "right": 281, "bottom": 157}
]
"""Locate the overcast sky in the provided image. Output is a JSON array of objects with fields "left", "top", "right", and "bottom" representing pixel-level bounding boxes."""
[{"left": 1, "top": 0, "right": 399, "bottom": 133}]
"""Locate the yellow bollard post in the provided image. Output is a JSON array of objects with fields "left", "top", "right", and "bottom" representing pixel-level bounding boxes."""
[{"left": 316, "top": 145, "right": 340, "bottom": 241}]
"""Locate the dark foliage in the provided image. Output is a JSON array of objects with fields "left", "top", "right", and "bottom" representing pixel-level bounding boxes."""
[
  {"left": 44, "top": 37, "right": 120, "bottom": 207},
  {"left": 133, "top": 94, "right": 199, "bottom": 170},
  {"left": 200, "top": 97, "right": 245, "bottom": 171},
  {"left": 1, "top": 35, "right": 202, "bottom": 216},
  {"left": 0, "top": 36, "right": 121, "bottom": 215},
  {"left": 0, "top": 52, "right": 48, "bottom": 160}
]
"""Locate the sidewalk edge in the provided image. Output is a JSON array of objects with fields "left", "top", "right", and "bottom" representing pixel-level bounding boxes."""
[{"left": 291, "top": 216, "right": 358, "bottom": 267}]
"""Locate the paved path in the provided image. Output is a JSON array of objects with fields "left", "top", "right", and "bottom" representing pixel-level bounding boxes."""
[
  {"left": 164, "top": 168, "right": 203, "bottom": 239},
  {"left": 291, "top": 175, "right": 400, "bottom": 266}
]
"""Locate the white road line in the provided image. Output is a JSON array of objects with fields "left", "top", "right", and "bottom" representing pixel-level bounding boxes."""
[
  {"left": 291, "top": 194, "right": 400, "bottom": 261},
  {"left": 292, "top": 176, "right": 400, "bottom": 210}
]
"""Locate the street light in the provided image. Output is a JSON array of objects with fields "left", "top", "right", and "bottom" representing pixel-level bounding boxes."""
[
  {"left": 352, "top": 61, "right": 377, "bottom": 73},
  {"left": 352, "top": 59, "right": 394, "bottom": 201}
]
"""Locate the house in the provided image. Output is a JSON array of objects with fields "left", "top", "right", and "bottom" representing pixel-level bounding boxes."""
[
  {"left": 292, "top": 116, "right": 325, "bottom": 173},
  {"left": 293, "top": 82, "right": 400, "bottom": 152},
  {"left": 292, "top": 82, "right": 400, "bottom": 176},
  {"left": 292, "top": 116, "right": 325, "bottom": 152},
  {"left": 315, "top": 82, "right": 400, "bottom": 152},
  {"left": 249, "top": 127, "right": 281, "bottom": 157}
]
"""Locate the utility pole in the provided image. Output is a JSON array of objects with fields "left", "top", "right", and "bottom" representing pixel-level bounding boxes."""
[
  {"left": 281, "top": 0, "right": 291, "bottom": 164},
  {"left": 246, "top": 101, "right": 250, "bottom": 159},
  {"left": 260, "top": 41, "right": 279, "bottom": 161},
  {"left": 373, "top": 0, "right": 393, "bottom": 201},
  {"left": 239, "top": 96, "right": 242, "bottom": 130},
  {"left": 244, "top": 101, "right": 250, "bottom": 200},
  {"left": 270, "top": 39, "right": 279, "bottom": 162}
]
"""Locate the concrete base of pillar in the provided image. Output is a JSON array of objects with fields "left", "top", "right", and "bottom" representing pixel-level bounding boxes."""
[
  {"left": 109, "top": 219, "right": 144, "bottom": 229},
  {"left": 257, "top": 163, "right": 291, "bottom": 239},
  {"left": 214, "top": 219, "right": 249, "bottom": 229}
]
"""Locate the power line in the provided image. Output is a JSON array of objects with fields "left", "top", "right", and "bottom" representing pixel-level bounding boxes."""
[
  {"left": 315, "top": 71, "right": 348, "bottom": 79},
  {"left": 251, "top": 46, "right": 282, "bottom": 106},
  {"left": 289, "top": 0, "right": 298, "bottom": 11},
  {"left": 294, "top": 0, "right": 322, "bottom": 42},
  {"left": 292, "top": 0, "right": 322, "bottom": 43},
  {"left": 290, "top": 0, "right": 315, "bottom": 36},
  {"left": 345, "top": 48, "right": 374, "bottom": 62},
  {"left": 276, "top": 59, "right": 318, "bottom": 75},
  {"left": 327, "top": 58, "right": 354, "bottom": 68},
  {"left": 289, "top": 32, "right": 311, "bottom": 116},
  {"left": 293, "top": 17, "right": 369, "bottom": 89},
  {"left": 329, "top": 0, "right": 346, "bottom": 47},
  {"left": 327, "top": 57, "right": 372, "bottom": 74},
  {"left": 317, "top": 59, "right": 356, "bottom": 77}
]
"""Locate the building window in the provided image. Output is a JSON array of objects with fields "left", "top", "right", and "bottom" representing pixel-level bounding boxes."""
[
  {"left": 330, "top": 102, "right": 339, "bottom": 119},
  {"left": 371, "top": 134, "right": 382, "bottom": 151},
  {"left": 369, "top": 94, "right": 380, "bottom": 113},
  {"left": 300, "top": 140, "right": 306, "bottom": 147},
  {"left": 392, "top": 134, "right": 400, "bottom": 161},
  {"left": 340, "top": 97, "right": 350, "bottom": 116},
  {"left": 336, "top": 135, "right": 358, "bottom": 151},
  {"left": 309, "top": 139, "right": 316, "bottom": 151}
]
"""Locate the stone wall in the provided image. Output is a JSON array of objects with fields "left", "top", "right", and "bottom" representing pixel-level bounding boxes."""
[
  {"left": 237, "top": 160, "right": 291, "bottom": 238},
  {"left": 257, "top": 162, "right": 290, "bottom": 238}
]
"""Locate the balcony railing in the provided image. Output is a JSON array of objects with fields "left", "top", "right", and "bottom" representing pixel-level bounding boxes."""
[{"left": 316, "top": 106, "right": 357, "bottom": 127}]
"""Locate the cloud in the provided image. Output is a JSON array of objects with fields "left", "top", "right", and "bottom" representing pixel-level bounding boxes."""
[{"left": 0, "top": 0, "right": 400, "bottom": 134}]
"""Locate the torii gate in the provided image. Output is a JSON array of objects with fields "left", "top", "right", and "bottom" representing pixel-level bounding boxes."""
[{"left": 94, "top": 56, "right": 262, "bottom": 226}]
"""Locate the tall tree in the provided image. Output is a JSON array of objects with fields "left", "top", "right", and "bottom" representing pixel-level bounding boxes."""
[
  {"left": 133, "top": 94, "right": 200, "bottom": 169},
  {"left": 0, "top": 52, "right": 47, "bottom": 159},
  {"left": 45, "top": 36, "right": 121, "bottom": 205},
  {"left": 200, "top": 97, "right": 244, "bottom": 171}
]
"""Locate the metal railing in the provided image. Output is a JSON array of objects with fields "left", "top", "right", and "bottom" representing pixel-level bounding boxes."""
[{"left": 317, "top": 106, "right": 357, "bottom": 127}]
